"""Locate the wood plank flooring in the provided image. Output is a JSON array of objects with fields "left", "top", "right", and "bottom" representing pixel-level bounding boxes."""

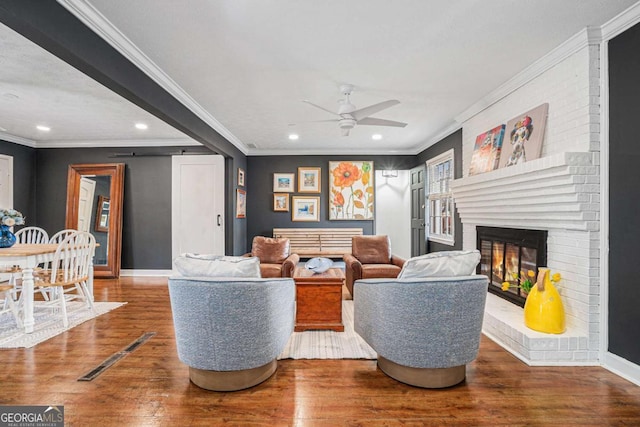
[{"left": 1, "top": 277, "right": 639, "bottom": 426}]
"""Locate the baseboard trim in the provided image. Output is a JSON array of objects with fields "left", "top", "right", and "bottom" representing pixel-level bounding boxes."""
[
  {"left": 603, "top": 352, "right": 640, "bottom": 387},
  {"left": 120, "top": 269, "right": 173, "bottom": 277}
]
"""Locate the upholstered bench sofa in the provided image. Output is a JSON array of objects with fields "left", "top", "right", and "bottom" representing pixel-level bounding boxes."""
[{"left": 169, "top": 254, "right": 295, "bottom": 391}]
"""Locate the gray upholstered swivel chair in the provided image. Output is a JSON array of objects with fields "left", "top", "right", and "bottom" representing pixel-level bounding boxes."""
[
  {"left": 354, "top": 275, "right": 488, "bottom": 388},
  {"left": 168, "top": 276, "right": 295, "bottom": 391}
]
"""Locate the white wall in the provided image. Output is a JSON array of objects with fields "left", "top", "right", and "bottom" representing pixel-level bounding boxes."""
[{"left": 375, "top": 170, "right": 411, "bottom": 259}]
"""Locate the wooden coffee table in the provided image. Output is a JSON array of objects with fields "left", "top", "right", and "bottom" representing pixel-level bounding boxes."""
[{"left": 293, "top": 266, "right": 344, "bottom": 332}]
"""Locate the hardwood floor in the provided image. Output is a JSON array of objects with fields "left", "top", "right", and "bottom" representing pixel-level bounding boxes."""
[{"left": 1, "top": 277, "right": 639, "bottom": 426}]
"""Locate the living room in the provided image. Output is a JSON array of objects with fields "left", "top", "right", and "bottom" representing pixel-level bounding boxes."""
[{"left": 1, "top": 1, "right": 640, "bottom": 424}]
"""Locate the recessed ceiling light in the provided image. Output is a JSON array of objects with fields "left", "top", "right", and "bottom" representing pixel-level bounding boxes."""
[
  {"left": 288, "top": 134, "right": 299, "bottom": 141},
  {"left": 372, "top": 134, "right": 383, "bottom": 140},
  {"left": 36, "top": 125, "right": 51, "bottom": 132},
  {"left": 135, "top": 123, "right": 148, "bottom": 130}
]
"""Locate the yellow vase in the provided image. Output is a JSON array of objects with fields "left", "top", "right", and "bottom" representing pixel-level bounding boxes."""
[{"left": 523, "top": 268, "right": 566, "bottom": 334}]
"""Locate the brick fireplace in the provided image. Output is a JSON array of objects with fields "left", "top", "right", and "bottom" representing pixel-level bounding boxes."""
[{"left": 451, "top": 152, "right": 600, "bottom": 365}]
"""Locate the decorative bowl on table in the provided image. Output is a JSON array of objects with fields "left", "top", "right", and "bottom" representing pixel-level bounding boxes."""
[{"left": 304, "top": 257, "right": 333, "bottom": 274}]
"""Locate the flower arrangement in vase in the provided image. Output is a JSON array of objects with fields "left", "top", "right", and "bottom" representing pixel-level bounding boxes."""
[
  {"left": 0, "top": 208, "right": 25, "bottom": 248},
  {"left": 503, "top": 267, "right": 565, "bottom": 334},
  {"left": 501, "top": 269, "right": 537, "bottom": 295}
]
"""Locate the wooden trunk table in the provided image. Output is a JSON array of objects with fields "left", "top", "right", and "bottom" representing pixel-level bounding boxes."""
[{"left": 293, "top": 267, "right": 344, "bottom": 332}]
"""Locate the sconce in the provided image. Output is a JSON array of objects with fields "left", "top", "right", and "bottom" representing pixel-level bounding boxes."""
[{"left": 381, "top": 169, "right": 398, "bottom": 178}]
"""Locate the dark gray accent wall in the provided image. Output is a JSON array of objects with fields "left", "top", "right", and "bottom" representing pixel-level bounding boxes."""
[
  {"left": 0, "top": 140, "right": 36, "bottom": 225},
  {"left": 35, "top": 146, "right": 213, "bottom": 269},
  {"left": 415, "top": 129, "right": 463, "bottom": 252},
  {"left": 608, "top": 22, "right": 640, "bottom": 365},
  {"left": 246, "top": 155, "right": 415, "bottom": 250},
  {"left": 0, "top": 1, "right": 248, "bottom": 257}
]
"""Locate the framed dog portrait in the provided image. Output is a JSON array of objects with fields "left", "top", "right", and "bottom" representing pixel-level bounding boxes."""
[{"left": 498, "top": 103, "right": 549, "bottom": 169}]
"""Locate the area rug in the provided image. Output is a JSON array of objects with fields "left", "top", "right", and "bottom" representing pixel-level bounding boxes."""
[
  {"left": 278, "top": 300, "right": 376, "bottom": 360},
  {"left": 0, "top": 301, "right": 126, "bottom": 349}
]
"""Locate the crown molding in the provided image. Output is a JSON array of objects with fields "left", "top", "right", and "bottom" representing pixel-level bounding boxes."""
[
  {"left": 601, "top": 0, "right": 640, "bottom": 41},
  {"left": 35, "top": 138, "right": 202, "bottom": 149},
  {"left": 0, "top": 132, "right": 37, "bottom": 148},
  {"left": 411, "top": 122, "right": 462, "bottom": 155},
  {"left": 454, "top": 27, "right": 601, "bottom": 125},
  {"left": 247, "top": 147, "right": 416, "bottom": 156},
  {"left": 57, "top": 0, "right": 248, "bottom": 155}
]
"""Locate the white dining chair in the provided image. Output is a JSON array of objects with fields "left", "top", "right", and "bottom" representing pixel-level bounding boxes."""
[
  {"left": 34, "top": 231, "right": 95, "bottom": 327},
  {"left": 15, "top": 226, "right": 49, "bottom": 244},
  {"left": 0, "top": 282, "right": 22, "bottom": 328},
  {"left": 48, "top": 229, "right": 78, "bottom": 244},
  {"left": 3, "top": 226, "right": 51, "bottom": 305}
]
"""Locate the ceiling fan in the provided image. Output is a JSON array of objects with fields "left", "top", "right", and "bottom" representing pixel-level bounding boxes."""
[{"left": 303, "top": 84, "right": 407, "bottom": 136}]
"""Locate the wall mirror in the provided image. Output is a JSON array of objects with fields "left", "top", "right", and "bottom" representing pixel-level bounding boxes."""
[{"left": 66, "top": 163, "right": 125, "bottom": 278}]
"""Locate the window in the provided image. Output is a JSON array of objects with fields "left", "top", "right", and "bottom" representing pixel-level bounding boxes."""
[{"left": 426, "top": 149, "right": 454, "bottom": 245}]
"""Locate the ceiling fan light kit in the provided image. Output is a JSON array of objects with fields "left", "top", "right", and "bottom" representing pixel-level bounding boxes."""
[{"left": 302, "top": 84, "right": 408, "bottom": 136}]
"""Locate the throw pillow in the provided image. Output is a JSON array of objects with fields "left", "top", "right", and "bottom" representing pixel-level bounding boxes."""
[
  {"left": 398, "top": 250, "right": 481, "bottom": 279},
  {"left": 251, "top": 236, "right": 290, "bottom": 264},
  {"left": 174, "top": 254, "right": 261, "bottom": 278}
]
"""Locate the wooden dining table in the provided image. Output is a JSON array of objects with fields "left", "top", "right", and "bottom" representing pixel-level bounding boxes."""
[{"left": 0, "top": 243, "right": 95, "bottom": 333}]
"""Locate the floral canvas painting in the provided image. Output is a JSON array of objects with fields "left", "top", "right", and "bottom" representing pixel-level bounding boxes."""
[
  {"left": 469, "top": 124, "right": 505, "bottom": 175},
  {"left": 329, "top": 161, "right": 374, "bottom": 220}
]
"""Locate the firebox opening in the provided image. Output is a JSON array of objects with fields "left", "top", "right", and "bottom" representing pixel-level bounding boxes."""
[{"left": 476, "top": 226, "right": 547, "bottom": 307}]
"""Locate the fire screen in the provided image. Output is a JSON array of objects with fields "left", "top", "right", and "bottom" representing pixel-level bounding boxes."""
[{"left": 476, "top": 226, "right": 547, "bottom": 307}]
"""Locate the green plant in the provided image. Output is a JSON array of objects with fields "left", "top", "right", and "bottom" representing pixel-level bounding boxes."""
[{"left": 502, "top": 269, "right": 561, "bottom": 293}]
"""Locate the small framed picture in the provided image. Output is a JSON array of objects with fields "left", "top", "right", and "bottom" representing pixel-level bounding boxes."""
[
  {"left": 236, "top": 189, "right": 246, "bottom": 218},
  {"left": 292, "top": 196, "right": 320, "bottom": 222},
  {"left": 298, "top": 167, "right": 321, "bottom": 193},
  {"left": 273, "top": 173, "right": 295, "bottom": 192},
  {"left": 238, "top": 168, "right": 245, "bottom": 186},
  {"left": 273, "top": 193, "right": 290, "bottom": 212}
]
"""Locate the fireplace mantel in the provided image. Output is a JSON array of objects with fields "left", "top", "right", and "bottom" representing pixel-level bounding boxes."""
[{"left": 451, "top": 152, "right": 598, "bottom": 231}]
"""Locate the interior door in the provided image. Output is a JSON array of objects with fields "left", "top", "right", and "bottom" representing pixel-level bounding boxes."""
[
  {"left": 172, "top": 155, "right": 225, "bottom": 260},
  {"left": 77, "top": 177, "right": 96, "bottom": 232},
  {"left": 0, "top": 155, "right": 13, "bottom": 210},
  {"left": 410, "top": 165, "right": 426, "bottom": 256}
]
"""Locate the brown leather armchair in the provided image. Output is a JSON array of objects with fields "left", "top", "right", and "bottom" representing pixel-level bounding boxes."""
[
  {"left": 245, "top": 236, "right": 300, "bottom": 278},
  {"left": 343, "top": 235, "right": 405, "bottom": 296}
]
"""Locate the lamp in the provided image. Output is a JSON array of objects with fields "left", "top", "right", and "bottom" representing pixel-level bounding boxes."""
[{"left": 381, "top": 170, "right": 398, "bottom": 178}]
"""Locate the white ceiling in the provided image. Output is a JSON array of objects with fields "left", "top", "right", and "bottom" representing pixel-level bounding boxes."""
[
  {"left": 0, "top": 21, "right": 190, "bottom": 147},
  {"left": 1, "top": 0, "right": 637, "bottom": 154}
]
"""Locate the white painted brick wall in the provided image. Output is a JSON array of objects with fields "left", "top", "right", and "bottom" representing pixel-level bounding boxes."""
[
  {"left": 463, "top": 47, "right": 594, "bottom": 175},
  {"left": 460, "top": 42, "right": 601, "bottom": 364}
]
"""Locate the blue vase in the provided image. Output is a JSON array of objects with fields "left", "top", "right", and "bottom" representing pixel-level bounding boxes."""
[{"left": 0, "top": 225, "right": 16, "bottom": 248}]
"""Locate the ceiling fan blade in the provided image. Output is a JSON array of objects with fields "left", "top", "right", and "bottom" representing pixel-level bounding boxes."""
[
  {"left": 341, "top": 128, "right": 350, "bottom": 136},
  {"left": 289, "top": 119, "right": 340, "bottom": 125},
  {"left": 302, "top": 100, "right": 340, "bottom": 117},
  {"left": 351, "top": 100, "right": 400, "bottom": 121},
  {"left": 357, "top": 117, "right": 408, "bottom": 128}
]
